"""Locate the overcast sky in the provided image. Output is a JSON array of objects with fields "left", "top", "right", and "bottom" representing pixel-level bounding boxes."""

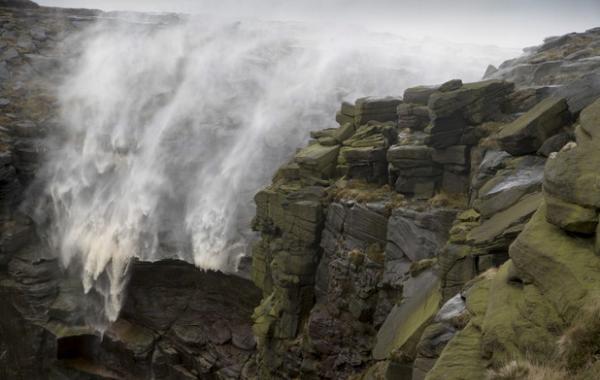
[{"left": 37, "top": 0, "right": 600, "bottom": 47}]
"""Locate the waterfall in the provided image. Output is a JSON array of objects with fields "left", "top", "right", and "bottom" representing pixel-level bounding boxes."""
[{"left": 35, "top": 12, "right": 518, "bottom": 320}]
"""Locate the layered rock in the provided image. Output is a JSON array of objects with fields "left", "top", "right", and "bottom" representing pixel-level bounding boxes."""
[{"left": 1, "top": 1, "right": 600, "bottom": 379}]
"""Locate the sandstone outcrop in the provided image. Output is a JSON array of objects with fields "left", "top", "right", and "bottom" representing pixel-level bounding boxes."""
[{"left": 1, "top": 1, "right": 600, "bottom": 379}]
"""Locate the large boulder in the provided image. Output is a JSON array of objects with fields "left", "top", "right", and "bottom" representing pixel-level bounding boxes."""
[
  {"left": 555, "top": 72, "right": 600, "bottom": 113},
  {"left": 468, "top": 192, "right": 543, "bottom": 247},
  {"left": 544, "top": 145, "right": 600, "bottom": 208},
  {"left": 403, "top": 86, "right": 438, "bottom": 106},
  {"left": 579, "top": 97, "right": 600, "bottom": 140},
  {"left": 386, "top": 208, "right": 456, "bottom": 262},
  {"left": 474, "top": 155, "right": 545, "bottom": 218},
  {"left": 372, "top": 269, "right": 441, "bottom": 360},
  {"left": 295, "top": 143, "right": 340, "bottom": 179},
  {"left": 497, "top": 97, "right": 570, "bottom": 155},
  {"left": 428, "top": 80, "right": 514, "bottom": 148},
  {"left": 545, "top": 193, "right": 598, "bottom": 234},
  {"left": 354, "top": 97, "right": 402, "bottom": 125}
]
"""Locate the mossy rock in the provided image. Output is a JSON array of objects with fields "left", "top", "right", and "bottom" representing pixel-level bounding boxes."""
[
  {"left": 579, "top": 97, "right": 600, "bottom": 140},
  {"left": 544, "top": 144, "right": 600, "bottom": 208},
  {"left": 545, "top": 192, "right": 598, "bottom": 234},
  {"left": 467, "top": 192, "right": 542, "bottom": 246},
  {"left": 510, "top": 206, "right": 600, "bottom": 320},
  {"left": 424, "top": 322, "right": 487, "bottom": 380},
  {"left": 480, "top": 261, "right": 562, "bottom": 367},
  {"left": 373, "top": 276, "right": 441, "bottom": 360}
]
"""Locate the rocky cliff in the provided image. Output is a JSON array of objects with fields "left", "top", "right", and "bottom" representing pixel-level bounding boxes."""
[
  {"left": 250, "top": 27, "right": 600, "bottom": 380},
  {"left": 1, "top": 1, "right": 600, "bottom": 380}
]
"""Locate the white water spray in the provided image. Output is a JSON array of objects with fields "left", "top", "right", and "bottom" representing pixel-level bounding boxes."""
[{"left": 37, "top": 12, "right": 518, "bottom": 320}]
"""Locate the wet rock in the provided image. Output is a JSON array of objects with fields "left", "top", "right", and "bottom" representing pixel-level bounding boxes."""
[
  {"left": 435, "top": 293, "right": 466, "bottom": 323},
  {"left": 103, "top": 319, "right": 156, "bottom": 359},
  {"left": 468, "top": 192, "right": 543, "bottom": 247},
  {"left": 475, "top": 156, "right": 545, "bottom": 217},
  {"left": 555, "top": 72, "right": 600, "bottom": 113},
  {"left": 497, "top": 97, "right": 570, "bottom": 155}
]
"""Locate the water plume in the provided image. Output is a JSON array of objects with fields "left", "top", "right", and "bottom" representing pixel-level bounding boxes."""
[{"left": 35, "top": 11, "right": 518, "bottom": 320}]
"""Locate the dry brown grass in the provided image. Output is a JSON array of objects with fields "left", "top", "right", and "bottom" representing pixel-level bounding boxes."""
[
  {"left": 331, "top": 179, "right": 405, "bottom": 213},
  {"left": 429, "top": 191, "right": 468, "bottom": 209},
  {"left": 557, "top": 296, "right": 600, "bottom": 371},
  {"left": 487, "top": 360, "right": 569, "bottom": 380}
]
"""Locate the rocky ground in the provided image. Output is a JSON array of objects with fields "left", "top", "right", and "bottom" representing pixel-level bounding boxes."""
[{"left": 1, "top": 0, "right": 600, "bottom": 379}]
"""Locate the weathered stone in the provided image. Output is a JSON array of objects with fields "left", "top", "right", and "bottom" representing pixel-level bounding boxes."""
[
  {"left": 403, "top": 85, "right": 438, "bottom": 106},
  {"left": 425, "top": 323, "right": 485, "bottom": 380},
  {"left": 428, "top": 80, "right": 514, "bottom": 148},
  {"left": 432, "top": 145, "right": 468, "bottom": 165},
  {"left": 545, "top": 193, "right": 598, "bottom": 234},
  {"left": 468, "top": 192, "right": 543, "bottom": 246},
  {"left": 103, "top": 319, "right": 156, "bottom": 359},
  {"left": 373, "top": 270, "right": 441, "bottom": 360},
  {"left": 387, "top": 208, "right": 456, "bottom": 262},
  {"left": 295, "top": 143, "right": 340, "bottom": 179},
  {"left": 397, "top": 103, "right": 430, "bottom": 130},
  {"left": 480, "top": 262, "right": 561, "bottom": 367},
  {"left": 354, "top": 97, "right": 402, "bottom": 125},
  {"left": 475, "top": 156, "right": 545, "bottom": 217},
  {"left": 395, "top": 176, "right": 437, "bottom": 199},
  {"left": 438, "top": 79, "right": 462, "bottom": 92},
  {"left": 387, "top": 144, "right": 433, "bottom": 163},
  {"left": 510, "top": 208, "right": 600, "bottom": 320},
  {"left": 505, "top": 86, "right": 553, "bottom": 114},
  {"left": 497, "top": 97, "right": 570, "bottom": 155},
  {"left": 441, "top": 170, "right": 469, "bottom": 194},
  {"left": 544, "top": 145, "right": 600, "bottom": 208},
  {"left": 555, "top": 72, "right": 600, "bottom": 113},
  {"left": 579, "top": 97, "right": 600, "bottom": 140},
  {"left": 345, "top": 203, "right": 388, "bottom": 246},
  {"left": 537, "top": 131, "right": 573, "bottom": 157}
]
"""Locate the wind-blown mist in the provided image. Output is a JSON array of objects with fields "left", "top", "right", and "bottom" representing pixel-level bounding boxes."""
[{"left": 38, "top": 13, "right": 518, "bottom": 321}]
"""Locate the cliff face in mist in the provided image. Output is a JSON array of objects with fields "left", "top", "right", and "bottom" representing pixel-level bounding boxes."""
[
  {"left": 1, "top": 1, "right": 600, "bottom": 380},
  {"left": 249, "top": 26, "right": 600, "bottom": 380}
]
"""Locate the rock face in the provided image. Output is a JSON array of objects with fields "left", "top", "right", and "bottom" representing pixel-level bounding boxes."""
[
  {"left": 497, "top": 97, "right": 570, "bottom": 155},
  {"left": 1, "top": 2, "right": 600, "bottom": 380},
  {"left": 250, "top": 24, "right": 600, "bottom": 380},
  {"left": 487, "top": 27, "right": 600, "bottom": 113},
  {"left": 0, "top": 4, "right": 263, "bottom": 380}
]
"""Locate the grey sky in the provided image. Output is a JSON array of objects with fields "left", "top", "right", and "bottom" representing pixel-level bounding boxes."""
[{"left": 36, "top": 0, "right": 600, "bottom": 47}]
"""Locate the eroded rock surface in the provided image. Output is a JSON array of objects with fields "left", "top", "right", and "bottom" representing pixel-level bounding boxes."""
[{"left": 1, "top": 1, "right": 600, "bottom": 379}]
